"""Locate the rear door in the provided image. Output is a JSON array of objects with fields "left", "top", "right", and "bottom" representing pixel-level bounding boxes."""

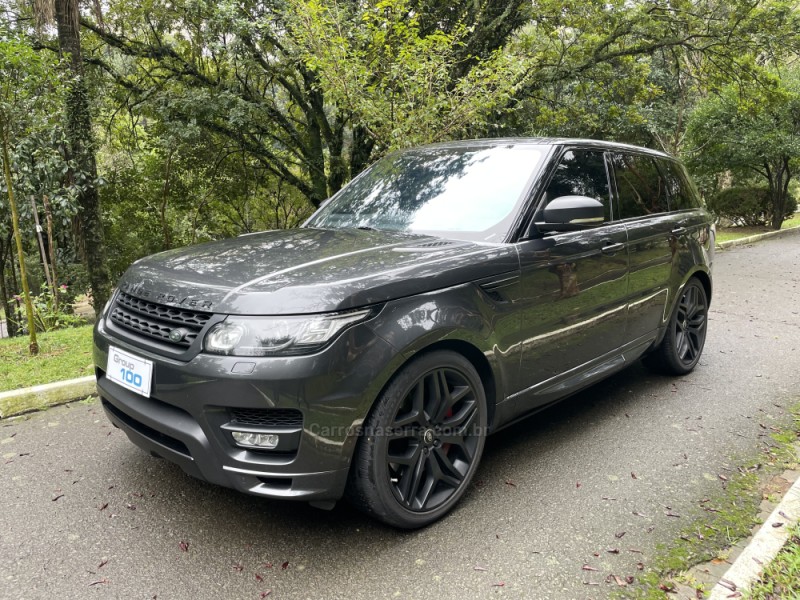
[{"left": 609, "top": 152, "right": 679, "bottom": 342}]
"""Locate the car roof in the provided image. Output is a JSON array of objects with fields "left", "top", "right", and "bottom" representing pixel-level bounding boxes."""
[{"left": 416, "top": 137, "right": 674, "bottom": 160}]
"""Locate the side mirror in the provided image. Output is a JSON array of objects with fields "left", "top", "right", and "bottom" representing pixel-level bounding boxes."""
[{"left": 536, "top": 195, "right": 605, "bottom": 232}]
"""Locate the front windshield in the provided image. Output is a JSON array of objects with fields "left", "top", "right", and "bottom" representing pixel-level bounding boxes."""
[{"left": 305, "top": 144, "right": 547, "bottom": 242}]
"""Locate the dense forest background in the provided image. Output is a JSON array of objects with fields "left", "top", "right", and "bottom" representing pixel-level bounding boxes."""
[{"left": 2, "top": 0, "right": 800, "bottom": 343}]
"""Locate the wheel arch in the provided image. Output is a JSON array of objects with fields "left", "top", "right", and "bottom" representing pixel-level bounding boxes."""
[
  {"left": 690, "top": 268, "right": 712, "bottom": 304},
  {"left": 365, "top": 338, "right": 501, "bottom": 434},
  {"left": 410, "top": 339, "right": 499, "bottom": 430}
]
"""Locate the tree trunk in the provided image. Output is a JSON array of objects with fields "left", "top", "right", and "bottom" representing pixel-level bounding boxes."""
[
  {"left": 1, "top": 122, "right": 39, "bottom": 354},
  {"left": 769, "top": 157, "right": 791, "bottom": 230},
  {"left": 0, "top": 235, "right": 18, "bottom": 337},
  {"left": 350, "top": 124, "right": 375, "bottom": 178},
  {"left": 42, "top": 195, "right": 59, "bottom": 310},
  {"left": 55, "top": 0, "right": 111, "bottom": 315}
]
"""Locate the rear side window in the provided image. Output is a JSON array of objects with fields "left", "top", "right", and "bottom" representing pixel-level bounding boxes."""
[
  {"left": 542, "top": 150, "right": 612, "bottom": 221},
  {"left": 611, "top": 153, "right": 669, "bottom": 218},
  {"left": 660, "top": 160, "right": 701, "bottom": 210}
]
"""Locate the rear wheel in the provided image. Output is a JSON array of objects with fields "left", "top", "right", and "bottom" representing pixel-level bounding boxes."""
[
  {"left": 644, "top": 277, "right": 708, "bottom": 375},
  {"left": 347, "top": 351, "right": 487, "bottom": 529}
]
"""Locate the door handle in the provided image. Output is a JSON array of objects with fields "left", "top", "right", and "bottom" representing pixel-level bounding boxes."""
[
  {"left": 601, "top": 242, "right": 625, "bottom": 255},
  {"left": 671, "top": 227, "right": 687, "bottom": 236}
]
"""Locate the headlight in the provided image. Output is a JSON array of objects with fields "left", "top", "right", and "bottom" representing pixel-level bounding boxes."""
[{"left": 203, "top": 308, "right": 374, "bottom": 356}]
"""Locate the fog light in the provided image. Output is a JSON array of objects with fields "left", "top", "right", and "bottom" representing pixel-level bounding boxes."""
[{"left": 231, "top": 431, "right": 279, "bottom": 449}]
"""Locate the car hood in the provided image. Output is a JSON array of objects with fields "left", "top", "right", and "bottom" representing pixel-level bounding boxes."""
[{"left": 117, "top": 228, "right": 519, "bottom": 315}]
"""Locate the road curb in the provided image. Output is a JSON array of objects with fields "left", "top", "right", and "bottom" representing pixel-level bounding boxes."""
[
  {"left": 716, "top": 225, "right": 800, "bottom": 249},
  {"left": 707, "top": 467, "right": 800, "bottom": 599},
  {"left": 0, "top": 376, "right": 97, "bottom": 419}
]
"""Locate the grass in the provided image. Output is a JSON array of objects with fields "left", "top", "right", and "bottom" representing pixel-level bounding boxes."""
[
  {"left": 0, "top": 325, "right": 95, "bottom": 392},
  {"left": 746, "top": 522, "right": 800, "bottom": 599},
  {"left": 716, "top": 214, "right": 800, "bottom": 244},
  {"left": 619, "top": 403, "right": 800, "bottom": 599}
]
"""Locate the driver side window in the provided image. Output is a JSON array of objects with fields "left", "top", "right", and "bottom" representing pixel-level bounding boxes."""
[{"left": 543, "top": 150, "right": 612, "bottom": 222}]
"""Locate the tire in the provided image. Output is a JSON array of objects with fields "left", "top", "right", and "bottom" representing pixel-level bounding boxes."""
[
  {"left": 346, "top": 350, "right": 488, "bottom": 529},
  {"left": 644, "top": 277, "right": 709, "bottom": 375}
]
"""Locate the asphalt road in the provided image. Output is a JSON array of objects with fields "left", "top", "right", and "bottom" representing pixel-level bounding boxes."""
[{"left": 1, "top": 233, "right": 799, "bottom": 600}]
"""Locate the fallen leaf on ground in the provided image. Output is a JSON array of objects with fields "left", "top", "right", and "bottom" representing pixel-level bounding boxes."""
[
  {"left": 179, "top": 541, "right": 189, "bottom": 552},
  {"left": 581, "top": 564, "right": 598, "bottom": 571},
  {"left": 255, "top": 574, "right": 263, "bottom": 582},
  {"left": 281, "top": 561, "right": 289, "bottom": 570},
  {"left": 98, "top": 559, "right": 108, "bottom": 569},
  {"left": 232, "top": 563, "right": 244, "bottom": 572},
  {"left": 631, "top": 472, "right": 638, "bottom": 480},
  {"left": 606, "top": 548, "right": 620, "bottom": 554},
  {"left": 504, "top": 480, "right": 516, "bottom": 487},
  {"left": 719, "top": 578, "right": 737, "bottom": 591},
  {"left": 614, "top": 531, "right": 626, "bottom": 539}
]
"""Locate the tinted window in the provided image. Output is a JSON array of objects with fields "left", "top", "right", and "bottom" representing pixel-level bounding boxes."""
[
  {"left": 660, "top": 160, "right": 700, "bottom": 210},
  {"left": 307, "top": 145, "right": 546, "bottom": 242},
  {"left": 543, "top": 150, "right": 611, "bottom": 221},
  {"left": 611, "top": 153, "right": 669, "bottom": 218}
]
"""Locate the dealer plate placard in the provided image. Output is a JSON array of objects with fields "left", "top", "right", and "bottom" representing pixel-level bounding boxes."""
[{"left": 107, "top": 346, "right": 153, "bottom": 398}]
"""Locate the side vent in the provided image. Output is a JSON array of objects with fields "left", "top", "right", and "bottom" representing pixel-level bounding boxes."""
[{"left": 394, "top": 240, "right": 466, "bottom": 252}]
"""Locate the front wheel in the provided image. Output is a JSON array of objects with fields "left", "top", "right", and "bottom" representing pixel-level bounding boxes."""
[
  {"left": 346, "top": 351, "right": 488, "bottom": 529},
  {"left": 644, "top": 277, "right": 709, "bottom": 375}
]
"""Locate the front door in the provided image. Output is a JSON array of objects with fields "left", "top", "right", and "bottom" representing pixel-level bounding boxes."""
[{"left": 512, "top": 148, "right": 629, "bottom": 411}]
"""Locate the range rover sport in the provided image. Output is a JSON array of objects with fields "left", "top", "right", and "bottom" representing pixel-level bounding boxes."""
[{"left": 93, "top": 138, "right": 714, "bottom": 528}]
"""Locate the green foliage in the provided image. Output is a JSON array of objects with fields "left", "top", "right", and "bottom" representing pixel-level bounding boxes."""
[
  {"left": 0, "top": 35, "right": 79, "bottom": 232},
  {"left": 4, "top": 0, "right": 800, "bottom": 282},
  {"left": 9, "top": 285, "right": 86, "bottom": 333},
  {"left": 708, "top": 186, "right": 798, "bottom": 227},
  {"left": 288, "top": 0, "right": 524, "bottom": 151},
  {"left": 687, "top": 67, "right": 800, "bottom": 228}
]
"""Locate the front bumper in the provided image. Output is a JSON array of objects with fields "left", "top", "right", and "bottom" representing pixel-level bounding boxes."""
[{"left": 93, "top": 315, "right": 399, "bottom": 502}]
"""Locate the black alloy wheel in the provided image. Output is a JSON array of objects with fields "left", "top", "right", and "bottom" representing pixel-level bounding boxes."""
[
  {"left": 347, "top": 351, "right": 487, "bottom": 528},
  {"left": 644, "top": 277, "right": 708, "bottom": 375}
]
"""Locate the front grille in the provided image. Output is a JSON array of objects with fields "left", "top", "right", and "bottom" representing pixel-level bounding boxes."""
[
  {"left": 230, "top": 408, "right": 303, "bottom": 428},
  {"left": 109, "top": 292, "right": 212, "bottom": 348}
]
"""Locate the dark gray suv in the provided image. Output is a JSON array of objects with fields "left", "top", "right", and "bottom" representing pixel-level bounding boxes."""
[{"left": 93, "top": 138, "right": 714, "bottom": 528}]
